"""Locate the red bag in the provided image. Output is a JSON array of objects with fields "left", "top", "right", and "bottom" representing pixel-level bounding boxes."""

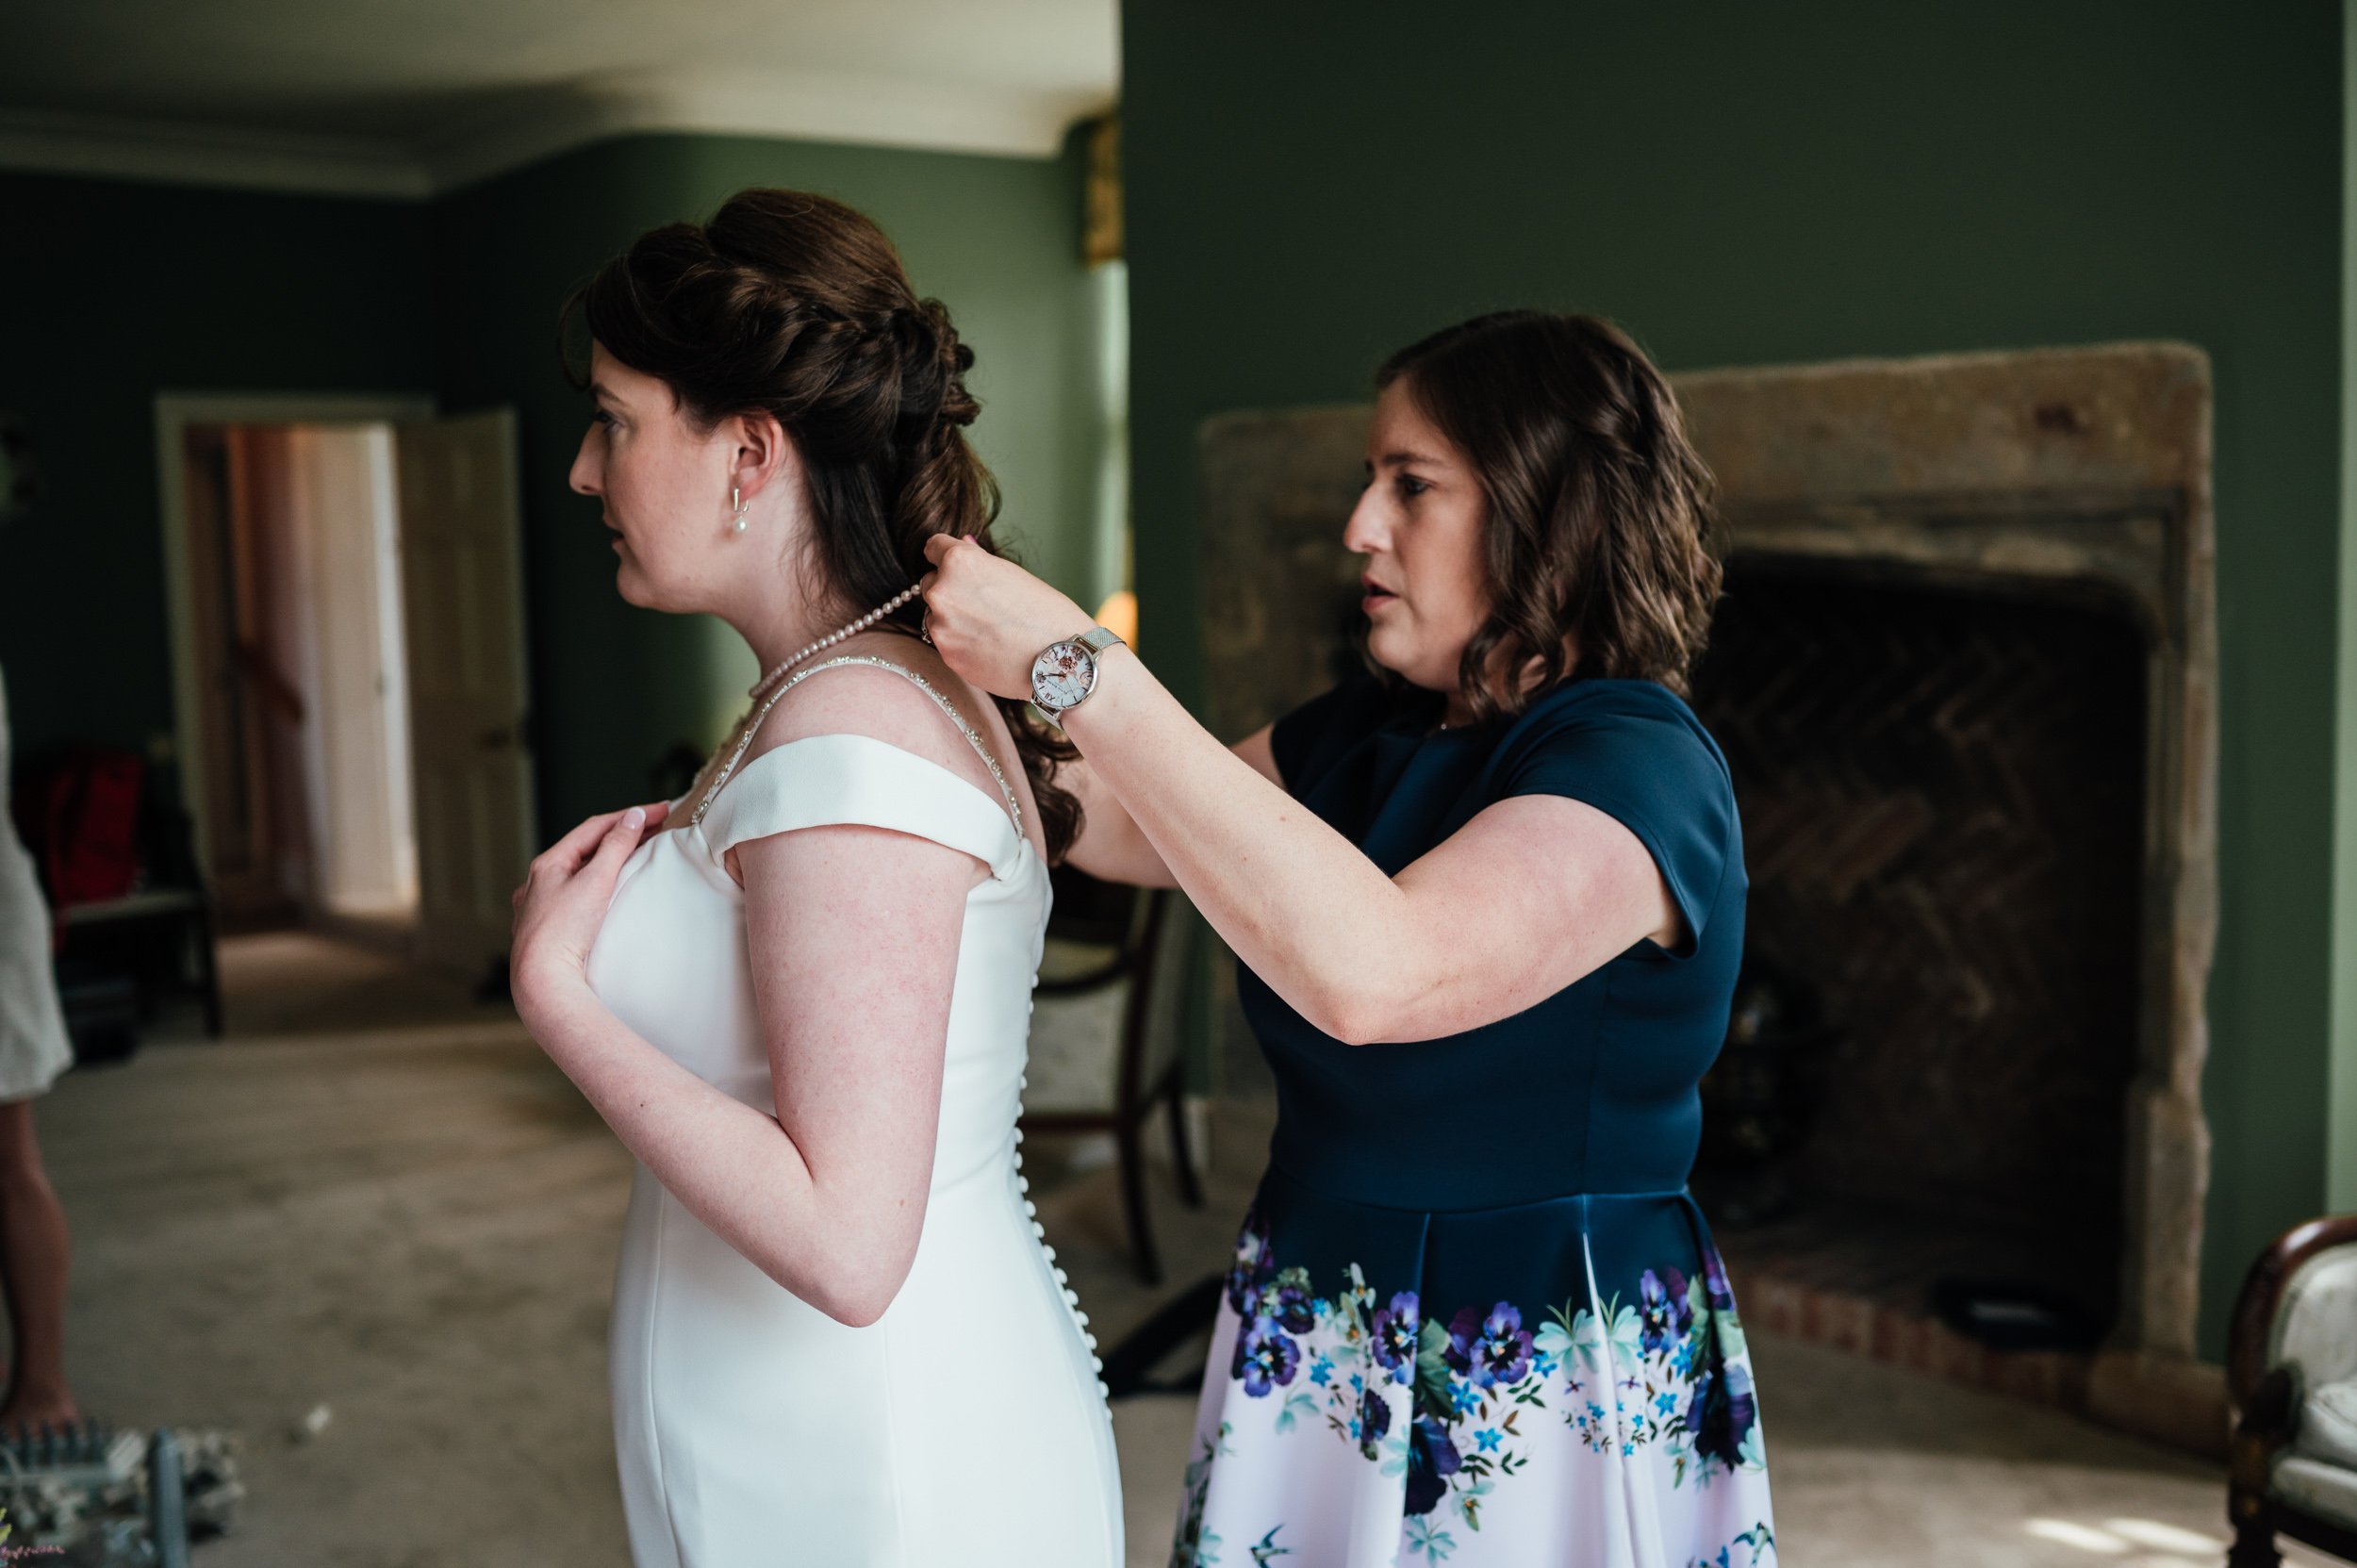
[{"left": 15, "top": 748, "right": 145, "bottom": 948}]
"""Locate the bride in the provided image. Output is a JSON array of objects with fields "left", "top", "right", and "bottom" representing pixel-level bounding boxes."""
[{"left": 505, "top": 188, "right": 1122, "bottom": 1567}]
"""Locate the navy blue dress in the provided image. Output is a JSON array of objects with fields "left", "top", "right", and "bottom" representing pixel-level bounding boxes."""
[{"left": 1170, "top": 675, "right": 1776, "bottom": 1568}]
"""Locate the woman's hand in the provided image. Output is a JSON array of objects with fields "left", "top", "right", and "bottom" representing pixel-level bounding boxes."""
[
  {"left": 917, "top": 533, "right": 1092, "bottom": 701},
  {"left": 510, "top": 800, "right": 670, "bottom": 1029}
]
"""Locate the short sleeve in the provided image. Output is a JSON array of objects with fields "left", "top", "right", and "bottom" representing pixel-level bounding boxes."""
[
  {"left": 698, "top": 734, "right": 1026, "bottom": 881},
  {"left": 1492, "top": 685, "right": 1737, "bottom": 958},
  {"left": 1268, "top": 675, "right": 1390, "bottom": 795}
]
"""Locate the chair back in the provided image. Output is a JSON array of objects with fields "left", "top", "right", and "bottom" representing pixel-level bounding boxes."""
[{"left": 2273, "top": 1245, "right": 2357, "bottom": 1394}]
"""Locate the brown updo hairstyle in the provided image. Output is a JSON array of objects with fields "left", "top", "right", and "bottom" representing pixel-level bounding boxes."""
[
  {"left": 1374, "top": 310, "right": 1722, "bottom": 718},
  {"left": 564, "top": 188, "right": 1082, "bottom": 859}
]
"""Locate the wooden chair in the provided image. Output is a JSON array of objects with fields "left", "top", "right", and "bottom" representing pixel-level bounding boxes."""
[
  {"left": 1019, "top": 869, "right": 1204, "bottom": 1284},
  {"left": 2229, "top": 1213, "right": 2357, "bottom": 1565}
]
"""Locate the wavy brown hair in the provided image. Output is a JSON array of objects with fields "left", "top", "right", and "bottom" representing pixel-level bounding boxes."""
[
  {"left": 1375, "top": 310, "right": 1722, "bottom": 718},
  {"left": 564, "top": 188, "right": 1082, "bottom": 859}
]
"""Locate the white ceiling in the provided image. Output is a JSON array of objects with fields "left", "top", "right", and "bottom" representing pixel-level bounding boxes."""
[{"left": 0, "top": 0, "right": 1119, "bottom": 197}]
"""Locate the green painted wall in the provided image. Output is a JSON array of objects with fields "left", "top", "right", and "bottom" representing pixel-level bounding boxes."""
[
  {"left": 431, "top": 130, "right": 1105, "bottom": 837},
  {"left": 1122, "top": 0, "right": 2341, "bottom": 1360},
  {"left": 0, "top": 171, "right": 435, "bottom": 756},
  {"left": 0, "top": 131, "right": 1104, "bottom": 855}
]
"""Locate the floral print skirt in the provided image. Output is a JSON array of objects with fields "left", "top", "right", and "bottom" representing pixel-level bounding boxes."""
[{"left": 1168, "top": 1171, "right": 1775, "bottom": 1568}]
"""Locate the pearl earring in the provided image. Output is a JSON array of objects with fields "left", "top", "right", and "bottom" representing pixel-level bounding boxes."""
[{"left": 731, "top": 487, "right": 749, "bottom": 534}]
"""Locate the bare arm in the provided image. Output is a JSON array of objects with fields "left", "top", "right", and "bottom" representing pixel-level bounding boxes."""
[
  {"left": 1063, "top": 724, "right": 1279, "bottom": 886},
  {"left": 1061, "top": 649, "right": 1679, "bottom": 1045},
  {"left": 514, "top": 670, "right": 997, "bottom": 1326}
]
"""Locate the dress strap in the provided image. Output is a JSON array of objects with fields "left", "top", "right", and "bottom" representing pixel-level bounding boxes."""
[
  {"left": 690, "top": 654, "right": 1025, "bottom": 840},
  {"left": 697, "top": 734, "right": 1026, "bottom": 881}
]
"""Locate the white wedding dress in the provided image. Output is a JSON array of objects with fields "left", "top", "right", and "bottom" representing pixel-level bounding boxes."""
[{"left": 585, "top": 654, "right": 1124, "bottom": 1567}]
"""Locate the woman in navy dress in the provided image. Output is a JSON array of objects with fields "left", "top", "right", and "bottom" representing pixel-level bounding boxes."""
[{"left": 919, "top": 310, "right": 1775, "bottom": 1568}]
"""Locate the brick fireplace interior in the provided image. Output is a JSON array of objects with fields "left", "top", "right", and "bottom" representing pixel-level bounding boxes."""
[{"left": 1689, "top": 560, "right": 2149, "bottom": 1378}]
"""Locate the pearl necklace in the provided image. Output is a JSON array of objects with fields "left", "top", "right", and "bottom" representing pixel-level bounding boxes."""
[
  {"left": 750, "top": 586, "right": 921, "bottom": 701},
  {"left": 690, "top": 653, "right": 1023, "bottom": 834},
  {"left": 678, "top": 586, "right": 923, "bottom": 827}
]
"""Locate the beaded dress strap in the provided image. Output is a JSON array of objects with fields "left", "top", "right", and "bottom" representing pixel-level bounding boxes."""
[{"left": 688, "top": 654, "right": 1025, "bottom": 838}]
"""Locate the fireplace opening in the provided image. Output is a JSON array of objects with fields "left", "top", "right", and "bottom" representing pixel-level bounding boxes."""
[{"left": 1688, "top": 557, "right": 2150, "bottom": 1356}]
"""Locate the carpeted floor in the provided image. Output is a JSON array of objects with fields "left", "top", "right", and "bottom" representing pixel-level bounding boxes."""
[{"left": 25, "top": 932, "right": 2319, "bottom": 1566}]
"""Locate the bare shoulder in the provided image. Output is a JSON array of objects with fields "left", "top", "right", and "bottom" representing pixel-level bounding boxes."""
[{"left": 744, "top": 630, "right": 1013, "bottom": 807}]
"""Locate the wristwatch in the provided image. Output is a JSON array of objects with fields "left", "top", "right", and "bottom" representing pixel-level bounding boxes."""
[{"left": 1029, "top": 625, "right": 1126, "bottom": 726}]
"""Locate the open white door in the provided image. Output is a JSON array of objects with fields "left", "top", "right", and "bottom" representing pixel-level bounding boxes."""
[{"left": 392, "top": 409, "right": 536, "bottom": 980}]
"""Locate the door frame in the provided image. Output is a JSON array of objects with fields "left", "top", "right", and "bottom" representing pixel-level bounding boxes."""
[{"left": 153, "top": 390, "right": 437, "bottom": 882}]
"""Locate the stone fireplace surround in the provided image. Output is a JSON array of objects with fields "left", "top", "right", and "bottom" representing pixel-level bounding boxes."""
[{"left": 1194, "top": 344, "right": 2219, "bottom": 1453}]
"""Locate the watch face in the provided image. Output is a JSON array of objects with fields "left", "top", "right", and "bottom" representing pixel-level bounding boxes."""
[{"left": 1031, "top": 640, "right": 1098, "bottom": 709}]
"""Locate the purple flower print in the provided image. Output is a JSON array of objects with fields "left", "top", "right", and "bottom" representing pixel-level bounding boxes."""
[
  {"left": 1446, "top": 1302, "right": 1533, "bottom": 1389},
  {"left": 1225, "top": 1211, "right": 1274, "bottom": 1317},
  {"left": 1355, "top": 1381, "right": 1391, "bottom": 1460},
  {"left": 1370, "top": 1292, "right": 1421, "bottom": 1384},
  {"left": 1442, "top": 1309, "right": 1475, "bottom": 1377},
  {"left": 1268, "top": 1279, "right": 1316, "bottom": 1335},
  {"left": 1232, "top": 1315, "right": 1301, "bottom": 1398},
  {"left": 1701, "top": 1248, "right": 1736, "bottom": 1314},
  {"left": 1685, "top": 1357, "right": 1758, "bottom": 1472},
  {"left": 1683, "top": 1365, "right": 1712, "bottom": 1430},
  {"left": 1475, "top": 1303, "right": 1535, "bottom": 1386},
  {"left": 1402, "top": 1414, "right": 1463, "bottom": 1516},
  {"left": 1639, "top": 1267, "right": 1693, "bottom": 1356}
]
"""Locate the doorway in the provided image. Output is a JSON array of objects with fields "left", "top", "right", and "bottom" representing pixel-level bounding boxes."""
[
  {"left": 156, "top": 395, "right": 536, "bottom": 983},
  {"left": 174, "top": 420, "right": 417, "bottom": 939}
]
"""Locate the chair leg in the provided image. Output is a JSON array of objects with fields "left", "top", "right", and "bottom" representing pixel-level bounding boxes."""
[
  {"left": 2227, "top": 1513, "right": 2282, "bottom": 1568},
  {"left": 194, "top": 909, "right": 224, "bottom": 1039},
  {"left": 1166, "top": 1081, "right": 1204, "bottom": 1209},
  {"left": 1118, "top": 1116, "right": 1163, "bottom": 1288}
]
